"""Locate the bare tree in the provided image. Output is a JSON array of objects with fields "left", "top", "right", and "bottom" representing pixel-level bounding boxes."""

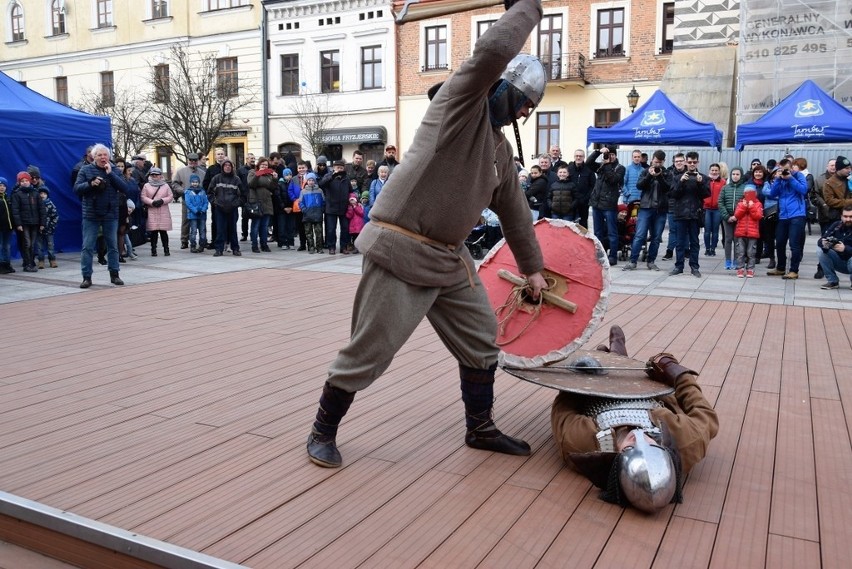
[
  {"left": 143, "top": 43, "right": 257, "bottom": 164},
  {"left": 287, "top": 91, "right": 342, "bottom": 157},
  {"left": 74, "top": 88, "right": 154, "bottom": 161}
]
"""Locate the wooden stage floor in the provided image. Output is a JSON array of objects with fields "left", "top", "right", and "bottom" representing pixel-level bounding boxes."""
[{"left": 1, "top": 267, "right": 850, "bottom": 568}]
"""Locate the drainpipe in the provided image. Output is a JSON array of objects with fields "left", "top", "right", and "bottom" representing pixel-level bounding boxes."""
[{"left": 261, "top": 3, "right": 270, "bottom": 154}]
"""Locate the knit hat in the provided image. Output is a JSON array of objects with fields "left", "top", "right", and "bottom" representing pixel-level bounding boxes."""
[
  {"left": 360, "top": 191, "right": 369, "bottom": 200},
  {"left": 17, "top": 172, "right": 32, "bottom": 184},
  {"left": 836, "top": 155, "right": 851, "bottom": 170},
  {"left": 0, "top": 177, "right": 7, "bottom": 186},
  {"left": 189, "top": 174, "right": 201, "bottom": 184},
  {"left": 316, "top": 156, "right": 328, "bottom": 165},
  {"left": 305, "top": 172, "right": 317, "bottom": 182},
  {"left": 38, "top": 187, "right": 49, "bottom": 196},
  {"left": 27, "top": 165, "right": 41, "bottom": 178},
  {"left": 283, "top": 168, "right": 292, "bottom": 177},
  {"left": 750, "top": 158, "right": 761, "bottom": 166}
]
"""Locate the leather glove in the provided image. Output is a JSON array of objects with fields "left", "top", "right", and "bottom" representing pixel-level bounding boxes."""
[
  {"left": 152, "top": 199, "right": 164, "bottom": 207},
  {"left": 646, "top": 353, "right": 697, "bottom": 387}
]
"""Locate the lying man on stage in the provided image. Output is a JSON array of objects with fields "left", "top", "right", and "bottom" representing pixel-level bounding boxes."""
[{"left": 550, "top": 326, "right": 719, "bottom": 512}]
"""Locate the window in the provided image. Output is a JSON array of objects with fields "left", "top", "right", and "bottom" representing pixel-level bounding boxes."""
[
  {"left": 156, "top": 146, "right": 173, "bottom": 179},
  {"left": 206, "top": 0, "right": 246, "bottom": 9},
  {"left": 51, "top": 0, "right": 66, "bottom": 35},
  {"left": 152, "top": 0, "right": 169, "bottom": 19},
  {"left": 661, "top": 2, "right": 674, "bottom": 54},
  {"left": 154, "top": 64, "right": 169, "bottom": 102},
  {"left": 320, "top": 50, "right": 340, "bottom": 93},
  {"left": 101, "top": 71, "right": 115, "bottom": 107},
  {"left": 424, "top": 25, "right": 447, "bottom": 71},
  {"left": 96, "top": 0, "right": 113, "bottom": 28},
  {"left": 475, "top": 20, "right": 496, "bottom": 41},
  {"left": 55, "top": 76, "right": 68, "bottom": 105},
  {"left": 594, "top": 108, "right": 621, "bottom": 128},
  {"left": 216, "top": 57, "right": 238, "bottom": 98},
  {"left": 11, "top": 3, "right": 25, "bottom": 42},
  {"left": 596, "top": 8, "right": 624, "bottom": 58},
  {"left": 538, "top": 14, "right": 563, "bottom": 80},
  {"left": 361, "top": 46, "right": 382, "bottom": 90},
  {"left": 277, "top": 143, "right": 301, "bottom": 162},
  {"left": 280, "top": 54, "right": 299, "bottom": 96},
  {"left": 536, "top": 112, "right": 560, "bottom": 157}
]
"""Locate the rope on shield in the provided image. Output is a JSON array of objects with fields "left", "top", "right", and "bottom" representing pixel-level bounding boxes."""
[{"left": 494, "top": 275, "right": 557, "bottom": 345}]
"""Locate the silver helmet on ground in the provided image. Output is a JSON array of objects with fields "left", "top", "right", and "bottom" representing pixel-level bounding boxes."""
[{"left": 616, "top": 429, "right": 678, "bottom": 513}]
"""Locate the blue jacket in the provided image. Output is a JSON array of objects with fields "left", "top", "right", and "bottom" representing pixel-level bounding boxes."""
[
  {"left": 74, "top": 163, "right": 125, "bottom": 221},
  {"left": 765, "top": 171, "right": 808, "bottom": 219},
  {"left": 299, "top": 185, "right": 324, "bottom": 224},
  {"left": 622, "top": 162, "right": 645, "bottom": 203},
  {"left": 185, "top": 188, "right": 209, "bottom": 220}
]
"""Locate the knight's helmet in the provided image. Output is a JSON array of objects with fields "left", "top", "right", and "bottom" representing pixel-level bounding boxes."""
[
  {"left": 617, "top": 429, "right": 678, "bottom": 513},
  {"left": 501, "top": 54, "right": 547, "bottom": 109}
]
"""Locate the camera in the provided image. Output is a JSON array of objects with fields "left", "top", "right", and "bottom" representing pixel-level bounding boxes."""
[
  {"left": 652, "top": 166, "right": 662, "bottom": 175},
  {"left": 822, "top": 236, "right": 840, "bottom": 251},
  {"left": 602, "top": 152, "right": 611, "bottom": 161},
  {"left": 782, "top": 168, "right": 791, "bottom": 176},
  {"left": 687, "top": 171, "right": 698, "bottom": 177}
]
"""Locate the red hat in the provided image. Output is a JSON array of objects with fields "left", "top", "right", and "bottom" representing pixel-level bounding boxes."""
[{"left": 16, "top": 172, "right": 32, "bottom": 184}]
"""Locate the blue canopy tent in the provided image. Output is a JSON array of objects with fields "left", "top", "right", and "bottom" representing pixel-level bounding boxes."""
[
  {"left": 735, "top": 80, "right": 852, "bottom": 150},
  {"left": 0, "top": 71, "right": 112, "bottom": 253},
  {"left": 587, "top": 90, "right": 724, "bottom": 150}
]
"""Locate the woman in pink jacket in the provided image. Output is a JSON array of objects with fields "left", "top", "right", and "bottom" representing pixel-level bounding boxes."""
[{"left": 141, "top": 167, "right": 174, "bottom": 256}]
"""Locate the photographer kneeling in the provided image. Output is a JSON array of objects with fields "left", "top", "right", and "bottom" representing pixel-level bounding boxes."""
[{"left": 817, "top": 204, "right": 852, "bottom": 290}]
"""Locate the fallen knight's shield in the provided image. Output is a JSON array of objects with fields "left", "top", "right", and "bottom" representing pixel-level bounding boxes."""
[{"left": 478, "top": 218, "right": 673, "bottom": 399}]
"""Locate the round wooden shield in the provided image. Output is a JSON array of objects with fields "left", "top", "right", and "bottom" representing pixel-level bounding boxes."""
[
  {"left": 502, "top": 349, "right": 675, "bottom": 399},
  {"left": 478, "top": 218, "right": 610, "bottom": 368}
]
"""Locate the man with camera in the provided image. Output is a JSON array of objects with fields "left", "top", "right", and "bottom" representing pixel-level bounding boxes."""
[
  {"left": 817, "top": 204, "right": 852, "bottom": 289},
  {"left": 668, "top": 151, "right": 710, "bottom": 277},
  {"left": 765, "top": 157, "right": 808, "bottom": 279},
  {"left": 624, "top": 150, "right": 672, "bottom": 271},
  {"left": 568, "top": 149, "right": 596, "bottom": 229},
  {"left": 588, "top": 146, "right": 625, "bottom": 265}
]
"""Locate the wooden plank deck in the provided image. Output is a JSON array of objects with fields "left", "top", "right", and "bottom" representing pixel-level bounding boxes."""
[{"left": 1, "top": 266, "right": 850, "bottom": 569}]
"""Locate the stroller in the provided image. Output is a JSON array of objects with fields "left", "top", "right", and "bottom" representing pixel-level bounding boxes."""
[
  {"left": 616, "top": 201, "right": 643, "bottom": 261},
  {"left": 465, "top": 211, "right": 504, "bottom": 260}
]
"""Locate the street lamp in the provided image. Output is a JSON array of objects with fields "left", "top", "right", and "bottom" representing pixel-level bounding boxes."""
[{"left": 627, "top": 85, "right": 640, "bottom": 113}]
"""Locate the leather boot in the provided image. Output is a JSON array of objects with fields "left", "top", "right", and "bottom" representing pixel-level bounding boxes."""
[
  {"left": 307, "top": 381, "right": 356, "bottom": 468},
  {"left": 151, "top": 244, "right": 158, "bottom": 257},
  {"left": 646, "top": 353, "right": 697, "bottom": 387},
  {"left": 607, "top": 325, "right": 628, "bottom": 357},
  {"left": 109, "top": 270, "right": 124, "bottom": 286},
  {"left": 460, "top": 364, "right": 530, "bottom": 456},
  {"left": 163, "top": 246, "right": 170, "bottom": 256}
]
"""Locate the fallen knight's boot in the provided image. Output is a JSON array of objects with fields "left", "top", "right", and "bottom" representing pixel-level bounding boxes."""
[
  {"left": 306, "top": 381, "right": 356, "bottom": 468},
  {"left": 460, "top": 363, "right": 530, "bottom": 456}
]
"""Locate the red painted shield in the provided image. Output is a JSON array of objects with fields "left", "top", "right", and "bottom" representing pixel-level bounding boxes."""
[{"left": 478, "top": 218, "right": 610, "bottom": 368}]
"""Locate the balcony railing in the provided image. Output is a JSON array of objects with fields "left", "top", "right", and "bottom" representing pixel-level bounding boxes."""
[{"left": 540, "top": 52, "right": 586, "bottom": 83}]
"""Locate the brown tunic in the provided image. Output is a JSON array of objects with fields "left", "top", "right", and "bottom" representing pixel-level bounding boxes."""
[
  {"left": 356, "top": 0, "right": 545, "bottom": 287},
  {"left": 550, "top": 373, "right": 719, "bottom": 475}
]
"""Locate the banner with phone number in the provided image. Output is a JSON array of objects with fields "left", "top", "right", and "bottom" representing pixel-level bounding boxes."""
[{"left": 737, "top": 0, "right": 852, "bottom": 123}]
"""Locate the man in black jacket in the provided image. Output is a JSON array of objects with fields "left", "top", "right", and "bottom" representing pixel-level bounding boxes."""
[
  {"left": 567, "top": 148, "right": 596, "bottom": 228},
  {"left": 668, "top": 151, "right": 710, "bottom": 277},
  {"left": 588, "top": 146, "right": 625, "bottom": 265},
  {"left": 624, "top": 149, "right": 671, "bottom": 271},
  {"left": 817, "top": 205, "right": 852, "bottom": 289},
  {"left": 320, "top": 159, "right": 352, "bottom": 254}
]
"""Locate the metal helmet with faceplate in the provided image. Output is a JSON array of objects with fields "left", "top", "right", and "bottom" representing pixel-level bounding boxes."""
[
  {"left": 500, "top": 54, "right": 547, "bottom": 109},
  {"left": 617, "top": 429, "right": 677, "bottom": 513}
]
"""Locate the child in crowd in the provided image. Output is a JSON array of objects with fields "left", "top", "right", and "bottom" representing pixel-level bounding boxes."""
[
  {"left": 360, "top": 191, "right": 371, "bottom": 223},
  {"left": 0, "top": 178, "right": 14, "bottom": 274},
  {"left": 36, "top": 187, "right": 59, "bottom": 268},
  {"left": 546, "top": 165, "right": 575, "bottom": 221},
  {"left": 185, "top": 174, "right": 209, "bottom": 253},
  {"left": 346, "top": 193, "right": 365, "bottom": 254},
  {"left": 734, "top": 184, "right": 763, "bottom": 278},
  {"left": 10, "top": 172, "right": 45, "bottom": 272},
  {"left": 124, "top": 199, "right": 138, "bottom": 260},
  {"left": 298, "top": 172, "right": 325, "bottom": 254}
]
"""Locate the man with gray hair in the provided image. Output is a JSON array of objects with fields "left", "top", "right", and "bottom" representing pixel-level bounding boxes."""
[{"left": 74, "top": 143, "right": 125, "bottom": 288}]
